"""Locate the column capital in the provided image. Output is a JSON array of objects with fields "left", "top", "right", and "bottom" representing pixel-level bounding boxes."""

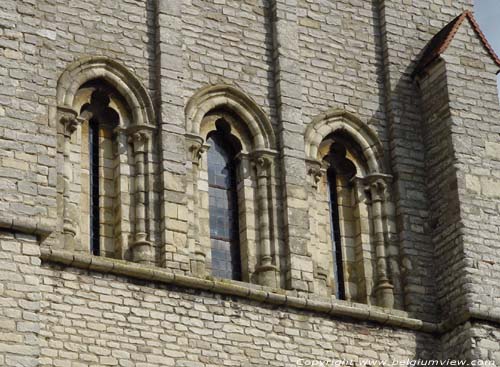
[
  {"left": 355, "top": 173, "right": 393, "bottom": 202},
  {"left": 128, "top": 131, "right": 150, "bottom": 153},
  {"left": 185, "top": 133, "right": 210, "bottom": 164},
  {"left": 250, "top": 149, "right": 278, "bottom": 177},
  {"left": 305, "top": 158, "right": 326, "bottom": 189},
  {"left": 123, "top": 125, "right": 155, "bottom": 153},
  {"left": 58, "top": 106, "right": 81, "bottom": 136}
]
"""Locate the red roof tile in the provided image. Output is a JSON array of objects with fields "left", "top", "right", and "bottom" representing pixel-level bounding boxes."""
[{"left": 413, "top": 10, "right": 500, "bottom": 78}]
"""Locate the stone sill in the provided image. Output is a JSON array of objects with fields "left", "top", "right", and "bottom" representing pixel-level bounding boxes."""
[{"left": 40, "top": 248, "right": 438, "bottom": 333}]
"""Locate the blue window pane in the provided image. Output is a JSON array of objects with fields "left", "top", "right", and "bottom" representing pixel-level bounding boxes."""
[{"left": 207, "top": 133, "right": 241, "bottom": 281}]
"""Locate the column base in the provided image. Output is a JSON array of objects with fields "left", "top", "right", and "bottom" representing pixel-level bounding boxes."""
[
  {"left": 256, "top": 263, "right": 279, "bottom": 288},
  {"left": 191, "top": 248, "right": 206, "bottom": 277},
  {"left": 375, "top": 280, "right": 394, "bottom": 309},
  {"left": 131, "top": 240, "right": 154, "bottom": 265}
]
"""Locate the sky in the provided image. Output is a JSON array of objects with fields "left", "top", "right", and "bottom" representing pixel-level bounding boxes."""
[{"left": 474, "top": 0, "right": 500, "bottom": 95}]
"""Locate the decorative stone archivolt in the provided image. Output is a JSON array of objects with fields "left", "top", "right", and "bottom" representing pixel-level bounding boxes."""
[
  {"left": 185, "top": 84, "right": 276, "bottom": 151},
  {"left": 185, "top": 85, "right": 279, "bottom": 287},
  {"left": 304, "top": 108, "right": 397, "bottom": 308},
  {"left": 304, "top": 109, "right": 385, "bottom": 174},
  {"left": 57, "top": 56, "right": 155, "bottom": 128},
  {"left": 55, "top": 57, "right": 156, "bottom": 263}
]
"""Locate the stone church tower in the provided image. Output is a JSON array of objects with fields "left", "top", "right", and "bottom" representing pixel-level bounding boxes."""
[{"left": 1, "top": 0, "right": 499, "bottom": 365}]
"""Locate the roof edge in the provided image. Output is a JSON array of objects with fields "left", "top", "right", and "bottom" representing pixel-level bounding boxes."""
[{"left": 413, "top": 10, "right": 500, "bottom": 78}]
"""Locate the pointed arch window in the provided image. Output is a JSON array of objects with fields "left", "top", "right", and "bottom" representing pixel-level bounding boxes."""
[{"left": 207, "top": 123, "right": 242, "bottom": 280}]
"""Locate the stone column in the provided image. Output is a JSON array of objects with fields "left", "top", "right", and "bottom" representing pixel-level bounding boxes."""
[
  {"left": 128, "top": 128, "right": 154, "bottom": 265},
  {"left": 306, "top": 158, "right": 329, "bottom": 296},
  {"left": 365, "top": 174, "right": 394, "bottom": 308},
  {"left": 186, "top": 133, "right": 210, "bottom": 276},
  {"left": 351, "top": 177, "right": 372, "bottom": 304},
  {"left": 58, "top": 107, "right": 81, "bottom": 252},
  {"left": 252, "top": 152, "right": 278, "bottom": 287}
]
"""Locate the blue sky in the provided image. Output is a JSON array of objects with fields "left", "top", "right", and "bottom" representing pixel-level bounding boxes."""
[{"left": 474, "top": 0, "right": 500, "bottom": 94}]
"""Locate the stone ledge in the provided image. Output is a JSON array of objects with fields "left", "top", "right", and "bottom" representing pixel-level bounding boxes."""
[
  {"left": 0, "top": 215, "right": 54, "bottom": 238},
  {"left": 438, "top": 307, "right": 500, "bottom": 333},
  {"left": 39, "top": 248, "right": 438, "bottom": 333}
]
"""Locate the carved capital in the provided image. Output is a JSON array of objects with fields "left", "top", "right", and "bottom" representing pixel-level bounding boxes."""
[
  {"left": 125, "top": 125, "right": 155, "bottom": 153},
  {"left": 306, "top": 158, "right": 325, "bottom": 189},
  {"left": 189, "top": 142, "right": 210, "bottom": 164},
  {"left": 360, "top": 174, "right": 392, "bottom": 202},
  {"left": 250, "top": 150, "right": 276, "bottom": 178},
  {"left": 253, "top": 156, "right": 271, "bottom": 177},
  {"left": 369, "top": 179, "right": 387, "bottom": 202},
  {"left": 64, "top": 117, "right": 80, "bottom": 135},
  {"left": 58, "top": 107, "right": 80, "bottom": 136},
  {"left": 128, "top": 131, "right": 150, "bottom": 153},
  {"left": 185, "top": 133, "right": 209, "bottom": 164}
]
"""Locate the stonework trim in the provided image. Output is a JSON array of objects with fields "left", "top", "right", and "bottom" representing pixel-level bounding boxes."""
[
  {"left": 413, "top": 10, "right": 500, "bottom": 78},
  {"left": 304, "top": 108, "right": 385, "bottom": 174},
  {"left": 39, "top": 247, "right": 439, "bottom": 333},
  {"left": 185, "top": 84, "right": 276, "bottom": 150},
  {"left": 57, "top": 56, "right": 155, "bottom": 127},
  {"left": 438, "top": 308, "right": 500, "bottom": 334}
]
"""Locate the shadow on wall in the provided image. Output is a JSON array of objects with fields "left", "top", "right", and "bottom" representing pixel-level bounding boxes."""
[{"left": 368, "top": 0, "right": 444, "bottom": 359}]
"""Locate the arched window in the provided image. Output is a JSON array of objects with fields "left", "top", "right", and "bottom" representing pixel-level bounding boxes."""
[
  {"left": 56, "top": 57, "right": 157, "bottom": 265},
  {"left": 80, "top": 88, "right": 120, "bottom": 256},
  {"left": 185, "top": 85, "right": 279, "bottom": 287},
  {"left": 305, "top": 110, "right": 399, "bottom": 308},
  {"left": 206, "top": 124, "right": 242, "bottom": 280},
  {"left": 324, "top": 141, "right": 358, "bottom": 300}
]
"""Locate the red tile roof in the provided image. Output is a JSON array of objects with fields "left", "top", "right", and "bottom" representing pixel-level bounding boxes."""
[{"left": 413, "top": 10, "right": 500, "bottom": 78}]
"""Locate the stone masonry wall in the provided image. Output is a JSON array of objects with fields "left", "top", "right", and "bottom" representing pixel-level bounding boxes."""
[
  {"left": 377, "top": 0, "right": 474, "bottom": 322},
  {"left": 418, "top": 60, "right": 467, "bottom": 323},
  {"left": 439, "top": 19, "right": 500, "bottom": 361},
  {"left": 0, "top": 231, "right": 41, "bottom": 367},
  {"left": 443, "top": 19, "right": 500, "bottom": 319},
  {"left": 440, "top": 322, "right": 500, "bottom": 364},
  {"left": 298, "top": 0, "right": 388, "bottom": 146},
  {"left": 38, "top": 262, "right": 438, "bottom": 367}
]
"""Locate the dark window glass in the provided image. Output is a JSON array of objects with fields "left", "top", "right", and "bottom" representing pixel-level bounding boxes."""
[
  {"left": 89, "top": 118, "right": 100, "bottom": 256},
  {"left": 328, "top": 167, "right": 345, "bottom": 300},
  {"left": 207, "top": 133, "right": 241, "bottom": 280}
]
